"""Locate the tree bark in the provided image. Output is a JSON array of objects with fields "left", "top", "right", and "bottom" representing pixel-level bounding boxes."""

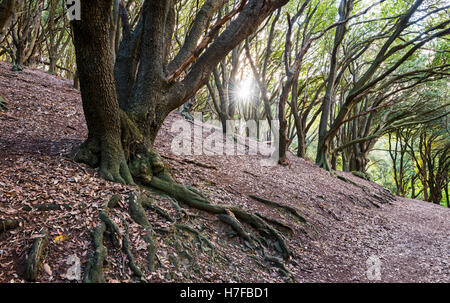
[
  {"left": 0, "top": 0, "right": 14, "bottom": 34},
  {"left": 71, "top": 0, "right": 133, "bottom": 184}
]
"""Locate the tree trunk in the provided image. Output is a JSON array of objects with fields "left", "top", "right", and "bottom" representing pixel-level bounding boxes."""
[
  {"left": 14, "top": 44, "right": 24, "bottom": 66},
  {"left": 410, "top": 175, "right": 416, "bottom": 199},
  {"left": 48, "top": 57, "right": 57, "bottom": 75},
  {"left": 71, "top": 0, "right": 289, "bottom": 186},
  {"left": 316, "top": 0, "right": 352, "bottom": 170},
  {"left": 296, "top": 129, "right": 306, "bottom": 158},
  {"left": 71, "top": 0, "right": 133, "bottom": 184},
  {"left": 278, "top": 89, "right": 289, "bottom": 165},
  {"left": 73, "top": 70, "right": 80, "bottom": 90}
]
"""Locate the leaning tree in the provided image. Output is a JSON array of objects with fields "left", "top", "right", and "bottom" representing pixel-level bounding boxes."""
[
  {"left": 315, "top": 0, "right": 450, "bottom": 170},
  {"left": 70, "top": 0, "right": 290, "bottom": 200}
]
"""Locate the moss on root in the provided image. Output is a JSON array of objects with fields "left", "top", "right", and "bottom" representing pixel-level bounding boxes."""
[
  {"left": 148, "top": 174, "right": 292, "bottom": 260},
  {"left": 74, "top": 142, "right": 299, "bottom": 278},
  {"left": 83, "top": 223, "right": 108, "bottom": 283},
  {"left": 128, "top": 194, "right": 158, "bottom": 272},
  {"left": 24, "top": 228, "right": 49, "bottom": 281}
]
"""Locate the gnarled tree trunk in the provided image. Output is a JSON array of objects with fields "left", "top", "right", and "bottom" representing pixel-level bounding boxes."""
[{"left": 70, "top": 0, "right": 289, "bottom": 186}]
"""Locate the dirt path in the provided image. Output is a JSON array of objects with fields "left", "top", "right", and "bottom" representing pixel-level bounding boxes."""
[
  {"left": 301, "top": 196, "right": 449, "bottom": 282},
  {"left": 1, "top": 62, "right": 448, "bottom": 283},
  {"left": 364, "top": 198, "right": 449, "bottom": 282}
]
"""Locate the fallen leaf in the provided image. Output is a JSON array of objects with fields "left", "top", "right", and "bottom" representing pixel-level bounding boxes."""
[{"left": 43, "top": 264, "right": 52, "bottom": 276}]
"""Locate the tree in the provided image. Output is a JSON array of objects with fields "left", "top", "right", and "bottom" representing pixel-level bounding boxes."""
[
  {"left": 45, "top": 0, "right": 72, "bottom": 75},
  {"left": 315, "top": 0, "right": 450, "bottom": 170},
  {"left": 207, "top": 43, "right": 241, "bottom": 133},
  {"left": 8, "top": 0, "right": 44, "bottom": 67},
  {"left": 404, "top": 125, "right": 450, "bottom": 204},
  {"left": 70, "top": 0, "right": 289, "bottom": 194}
]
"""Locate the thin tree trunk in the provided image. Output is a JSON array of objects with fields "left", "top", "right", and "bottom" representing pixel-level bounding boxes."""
[{"left": 71, "top": 0, "right": 133, "bottom": 184}]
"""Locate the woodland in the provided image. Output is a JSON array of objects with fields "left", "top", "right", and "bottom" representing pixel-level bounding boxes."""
[{"left": 0, "top": 0, "right": 448, "bottom": 284}]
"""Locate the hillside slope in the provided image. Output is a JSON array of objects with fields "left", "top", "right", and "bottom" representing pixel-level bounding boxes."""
[{"left": 0, "top": 62, "right": 449, "bottom": 283}]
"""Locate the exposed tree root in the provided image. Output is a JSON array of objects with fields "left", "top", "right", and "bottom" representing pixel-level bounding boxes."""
[
  {"left": 0, "top": 96, "right": 8, "bottom": 111},
  {"left": 161, "top": 153, "right": 217, "bottom": 170},
  {"left": 122, "top": 220, "right": 145, "bottom": 280},
  {"left": 0, "top": 219, "right": 21, "bottom": 233},
  {"left": 70, "top": 138, "right": 100, "bottom": 169},
  {"left": 140, "top": 195, "right": 175, "bottom": 222},
  {"left": 167, "top": 196, "right": 185, "bottom": 217},
  {"left": 87, "top": 201, "right": 146, "bottom": 281},
  {"left": 74, "top": 144, "right": 301, "bottom": 279},
  {"left": 255, "top": 212, "right": 294, "bottom": 234},
  {"left": 336, "top": 174, "right": 394, "bottom": 207},
  {"left": 175, "top": 223, "right": 214, "bottom": 255},
  {"left": 70, "top": 138, "right": 135, "bottom": 185},
  {"left": 183, "top": 159, "right": 217, "bottom": 170},
  {"left": 99, "top": 210, "right": 122, "bottom": 249},
  {"left": 315, "top": 200, "right": 342, "bottom": 221},
  {"left": 218, "top": 214, "right": 251, "bottom": 241},
  {"left": 264, "top": 255, "right": 296, "bottom": 282},
  {"left": 351, "top": 171, "right": 371, "bottom": 181},
  {"left": 148, "top": 175, "right": 292, "bottom": 260},
  {"left": 249, "top": 194, "right": 306, "bottom": 223},
  {"left": 373, "top": 191, "right": 395, "bottom": 204},
  {"left": 24, "top": 228, "right": 49, "bottom": 281},
  {"left": 83, "top": 222, "right": 108, "bottom": 283},
  {"left": 106, "top": 194, "right": 121, "bottom": 209},
  {"left": 128, "top": 194, "right": 158, "bottom": 272},
  {"left": 186, "top": 185, "right": 210, "bottom": 200}
]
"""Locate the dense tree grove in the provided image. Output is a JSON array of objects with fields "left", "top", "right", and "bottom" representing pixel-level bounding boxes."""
[{"left": 0, "top": 0, "right": 448, "bottom": 205}]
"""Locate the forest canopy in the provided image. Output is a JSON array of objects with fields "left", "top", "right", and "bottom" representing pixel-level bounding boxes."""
[{"left": 0, "top": 0, "right": 448, "bottom": 206}]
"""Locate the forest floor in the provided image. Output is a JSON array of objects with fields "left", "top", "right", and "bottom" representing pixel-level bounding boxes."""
[{"left": 0, "top": 61, "right": 449, "bottom": 283}]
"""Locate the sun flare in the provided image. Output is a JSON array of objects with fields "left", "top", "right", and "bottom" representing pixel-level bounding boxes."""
[{"left": 236, "top": 78, "right": 255, "bottom": 102}]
